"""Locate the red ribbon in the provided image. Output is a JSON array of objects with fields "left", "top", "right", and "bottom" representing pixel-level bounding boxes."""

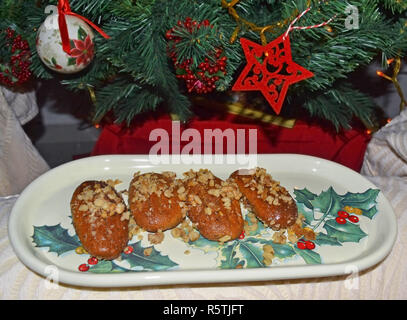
[{"left": 58, "top": 0, "right": 110, "bottom": 55}]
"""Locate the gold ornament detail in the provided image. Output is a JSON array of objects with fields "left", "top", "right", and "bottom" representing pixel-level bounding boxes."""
[
  {"left": 377, "top": 57, "right": 407, "bottom": 113},
  {"left": 221, "top": 0, "right": 308, "bottom": 45}
]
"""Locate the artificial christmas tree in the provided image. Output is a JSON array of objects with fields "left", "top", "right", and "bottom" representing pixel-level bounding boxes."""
[{"left": 0, "top": 0, "right": 406, "bottom": 130}]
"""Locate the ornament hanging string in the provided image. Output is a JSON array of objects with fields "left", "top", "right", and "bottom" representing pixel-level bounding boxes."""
[
  {"left": 283, "top": 7, "right": 337, "bottom": 40},
  {"left": 58, "top": 0, "right": 110, "bottom": 55}
]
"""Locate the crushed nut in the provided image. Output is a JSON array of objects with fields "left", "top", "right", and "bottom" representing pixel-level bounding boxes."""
[
  {"left": 148, "top": 231, "right": 165, "bottom": 245},
  {"left": 143, "top": 247, "right": 153, "bottom": 256}
]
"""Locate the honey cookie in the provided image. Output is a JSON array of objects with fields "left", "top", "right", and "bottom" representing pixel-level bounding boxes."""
[
  {"left": 230, "top": 168, "right": 298, "bottom": 231},
  {"left": 128, "top": 172, "right": 186, "bottom": 233},
  {"left": 183, "top": 169, "right": 243, "bottom": 242},
  {"left": 70, "top": 180, "right": 130, "bottom": 260}
]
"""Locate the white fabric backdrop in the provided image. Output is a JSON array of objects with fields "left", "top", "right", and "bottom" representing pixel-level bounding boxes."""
[{"left": 0, "top": 87, "right": 49, "bottom": 197}]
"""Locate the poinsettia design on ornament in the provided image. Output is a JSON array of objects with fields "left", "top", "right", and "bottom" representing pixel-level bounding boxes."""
[{"left": 69, "top": 35, "right": 94, "bottom": 66}]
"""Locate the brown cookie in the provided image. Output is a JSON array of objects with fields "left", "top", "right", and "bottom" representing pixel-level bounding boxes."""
[
  {"left": 70, "top": 180, "right": 130, "bottom": 260},
  {"left": 183, "top": 169, "right": 243, "bottom": 242},
  {"left": 128, "top": 172, "right": 186, "bottom": 233},
  {"left": 230, "top": 168, "right": 298, "bottom": 231}
]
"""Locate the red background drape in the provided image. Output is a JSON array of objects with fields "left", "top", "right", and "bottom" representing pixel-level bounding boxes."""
[{"left": 91, "top": 110, "right": 370, "bottom": 172}]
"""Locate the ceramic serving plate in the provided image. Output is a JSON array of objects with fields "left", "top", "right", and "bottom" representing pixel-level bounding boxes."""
[{"left": 8, "top": 154, "right": 397, "bottom": 288}]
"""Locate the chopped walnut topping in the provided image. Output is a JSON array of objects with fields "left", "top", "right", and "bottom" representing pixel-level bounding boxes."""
[
  {"left": 75, "top": 182, "right": 126, "bottom": 219},
  {"left": 182, "top": 169, "right": 242, "bottom": 214},
  {"left": 287, "top": 214, "right": 316, "bottom": 241},
  {"left": 171, "top": 227, "right": 184, "bottom": 239},
  {"left": 177, "top": 186, "right": 186, "bottom": 194},
  {"left": 143, "top": 247, "right": 153, "bottom": 256},
  {"left": 106, "top": 179, "right": 122, "bottom": 187},
  {"left": 188, "top": 230, "right": 200, "bottom": 242},
  {"left": 148, "top": 231, "right": 165, "bottom": 244},
  {"left": 193, "top": 195, "right": 202, "bottom": 205},
  {"left": 78, "top": 204, "right": 88, "bottom": 212},
  {"left": 120, "top": 211, "right": 131, "bottom": 221},
  {"left": 218, "top": 235, "right": 231, "bottom": 243},
  {"left": 263, "top": 244, "right": 275, "bottom": 266},
  {"left": 204, "top": 207, "right": 212, "bottom": 215},
  {"left": 232, "top": 167, "right": 294, "bottom": 207},
  {"left": 272, "top": 230, "right": 287, "bottom": 244},
  {"left": 130, "top": 172, "right": 182, "bottom": 206}
]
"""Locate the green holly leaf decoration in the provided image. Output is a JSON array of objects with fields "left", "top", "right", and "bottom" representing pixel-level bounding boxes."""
[
  {"left": 341, "top": 189, "right": 380, "bottom": 219},
  {"left": 363, "top": 206, "right": 378, "bottom": 220},
  {"left": 32, "top": 224, "right": 80, "bottom": 256},
  {"left": 188, "top": 235, "right": 219, "bottom": 251},
  {"left": 294, "top": 188, "right": 317, "bottom": 210},
  {"left": 310, "top": 187, "right": 343, "bottom": 218},
  {"left": 244, "top": 212, "right": 266, "bottom": 236},
  {"left": 270, "top": 242, "right": 297, "bottom": 259},
  {"left": 88, "top": 260, "right": 129, "bottom": 273},
  {"left": 323, "top": 219, "right": 367, "bottom": 243},
  {"left": 314, "top": 232, "right": 343, "bottom": 246},
  {"left": 120, "top": 241, "right": 178, "bottom": 271},
  {"left": 296, "top": 203, "right": 315, "bottom": 225},
  {"left": 219, "top": 241, "right": 243, "bottom": 269},
  {"left": 245, "top": 238, "right": 296, "bottom": 259},
  {"left": 293, "top": 246, "right": 322, "bottom": 264},
  {"left": 238, "top": 241, "right": 265, "bottom": 268}
]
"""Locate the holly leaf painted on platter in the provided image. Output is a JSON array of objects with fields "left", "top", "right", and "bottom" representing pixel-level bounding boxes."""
[
  {"left": 323, "top": 219, "right": 367, "bottom": 243},
  {"left": 32, "top": 224, "right": 80, "bottom": 256},
  {"left": 310, "top": 187, "right": 343, "bottom": 218},
  {"left": 238, "top": 241, "right": 265, "bottom": 268},
  {"left": 294, "top": 188, "right": 317, "bottom": 210},
  {"left": 363, "top": 206, "right": 378, "bottom": 220},
  {"left": 88, "top": 260, "right": 129, "bottom": 273},
  {"left": 270, "top": 242, "right": 297, "bottom": 259},
  {"left": 219, "top": 241, "right": 243, "bottom": 269},
  {"left": 244, "top": 212, "right": 266, "bottom": 236},
  {"left": 121, "top": 241, "right": 178, "bottom": 271},
  {"left": 314, "top": 232, "right": 343, "bottom": 246},
  {"left": 341, "top": 189, "right": 380, "bottom": 219},
  {"left": 245, "top": 238, "right": 296, "bottom": 259},
  {"left": 296, "top": 203, "right": 315, "bottom": 225},
  {"left": 293, "top": 246, "right": 321, "bottom": 264}
]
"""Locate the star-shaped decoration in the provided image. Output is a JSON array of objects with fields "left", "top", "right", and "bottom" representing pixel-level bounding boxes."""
[{"left": 232, "top": 34, "right": 314, "bottom": 114}]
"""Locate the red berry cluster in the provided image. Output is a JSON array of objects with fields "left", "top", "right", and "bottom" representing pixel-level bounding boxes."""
[
  {"left": 123, "top": 245, "right": 134, "bottom": 255},
  {"left": 78, "top": 257, "right": 99, "bottom": 272},
  {"left": 166, "top": 18, "right": 227, "bottom": 94},
  {"left": 0, "top": 28, "right": 32, "bottom": 87},
  {"left": 297, "top": 238, "right": 315, "bottom": 250},
  {"left": 335, "top": 210, "right": 359, "bottom": 225}
]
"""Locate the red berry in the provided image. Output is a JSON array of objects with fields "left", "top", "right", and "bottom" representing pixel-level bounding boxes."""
[
  {"left": 88, "top": 257, "right": 99, "bottom": 265},
  {"left": 297, "top": 241, "right": 307, "bottom": 250},
  {"left": 305, "top": 241, "right": 315, "bottom": 250},
  {"left": 348, "top": 215, "right": 359, "bottom": 223},
  {"left": 239, "top": 231, "right": 245, "bottom": 240},
  {"left": 335, "top": 217, "right": 347, "bottom": 224},
  {"left": 78, "top": 264, "right": 89, "bottom": 272},
  {"left": 124, "top": 246, "right": 133, "bottom": 254},
  {"left": 337, "top": 211, "right": 349, "bottom": 219}
]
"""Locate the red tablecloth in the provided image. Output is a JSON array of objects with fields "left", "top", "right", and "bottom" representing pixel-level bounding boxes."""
[{"left": 91, "top": 112, "right": 370, "bottom": 172}]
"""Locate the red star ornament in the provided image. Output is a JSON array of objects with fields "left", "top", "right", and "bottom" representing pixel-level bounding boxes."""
[{"left": 232, "top": 34, "right": 314, "bottom": 114}]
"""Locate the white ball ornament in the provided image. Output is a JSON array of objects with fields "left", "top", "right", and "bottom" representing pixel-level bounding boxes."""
[{"left": 36, "top": 6, "right": 95, "bottom": 74}]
